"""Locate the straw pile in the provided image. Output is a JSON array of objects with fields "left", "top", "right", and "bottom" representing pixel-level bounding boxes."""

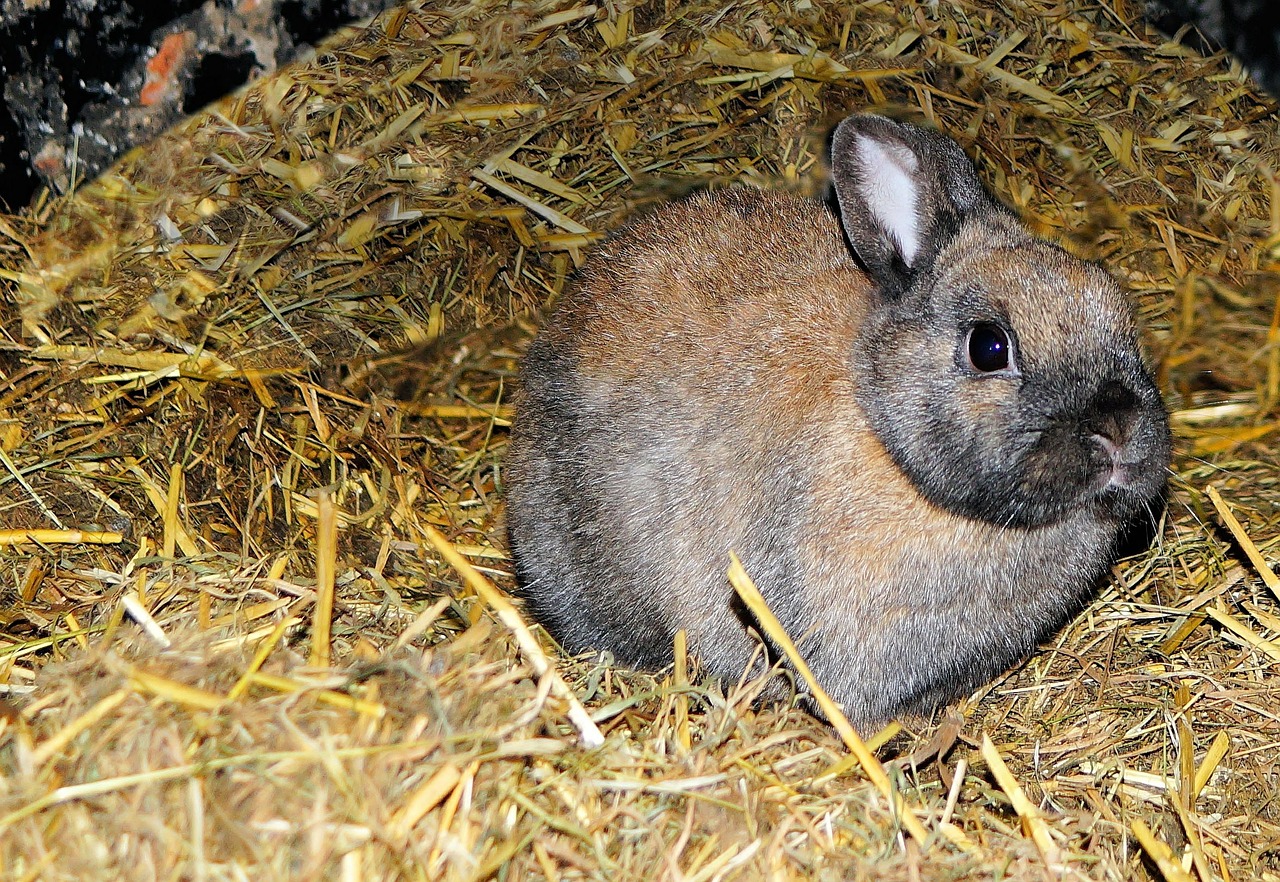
[{"left": 1, "top": 0, "right": 1278, "bottom": 878}]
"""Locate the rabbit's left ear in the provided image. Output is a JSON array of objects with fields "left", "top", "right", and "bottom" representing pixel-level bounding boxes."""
[{"left": 828, "top": 114, "right": 999, "bottom": 298}]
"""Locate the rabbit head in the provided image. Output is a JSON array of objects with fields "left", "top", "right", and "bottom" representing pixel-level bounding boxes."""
[{"left": 829, "top": 114, "right": 1170, "bottom": 531}]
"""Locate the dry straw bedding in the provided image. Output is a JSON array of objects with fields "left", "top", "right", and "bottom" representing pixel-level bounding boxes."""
[{"left": 0, "top": 0, "right": 1278, "bottom": 878}]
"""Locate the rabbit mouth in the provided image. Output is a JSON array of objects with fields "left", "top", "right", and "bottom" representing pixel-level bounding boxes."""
[{"left": 990, "top": 429, "right": 1165, "bottom": 527}]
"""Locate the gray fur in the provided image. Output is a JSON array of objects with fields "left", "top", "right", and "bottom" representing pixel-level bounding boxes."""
[{"left": 504, "top": 113, "right": 1171, "bottom": 730}]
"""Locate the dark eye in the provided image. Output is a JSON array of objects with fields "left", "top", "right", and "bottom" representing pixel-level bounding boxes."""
[{"left": 966, "top": 323, "right": 1011, "bottom": 373}]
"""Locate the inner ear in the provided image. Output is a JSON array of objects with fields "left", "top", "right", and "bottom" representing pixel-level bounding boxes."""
[
  {"left": 829, "top": 113, "right": 1003, "bottom": 300},
  {"left": 853, "top": 134, "right": 922, "bottom": 267}
]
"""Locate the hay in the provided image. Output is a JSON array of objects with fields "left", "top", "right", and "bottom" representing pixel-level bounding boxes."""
[{"left": 1, "top": 0, "right": 1279, "bottom": 878}]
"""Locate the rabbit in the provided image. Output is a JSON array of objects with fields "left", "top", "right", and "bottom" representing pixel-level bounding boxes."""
[{"left": 503, "top": 111, "right": 1172, "bottom": 731}]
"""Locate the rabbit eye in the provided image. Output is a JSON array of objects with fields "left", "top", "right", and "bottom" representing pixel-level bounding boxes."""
[{"left": 966, "top": 323, "right": 1011, "bottom": 373}]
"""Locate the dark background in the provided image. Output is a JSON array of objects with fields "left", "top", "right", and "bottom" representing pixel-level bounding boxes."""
[{"left": 0, "top": 0, "right": 396, "bottom": 211}]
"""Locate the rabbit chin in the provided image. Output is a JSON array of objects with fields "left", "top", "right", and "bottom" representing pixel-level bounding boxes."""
[{"left": 911, "top": 457, "right": 1163, "bottom": 532}]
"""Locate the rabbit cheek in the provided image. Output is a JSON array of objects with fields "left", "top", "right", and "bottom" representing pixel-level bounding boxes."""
[{"left": 934, "top": 427, "right": 1092, "bottom": 528}]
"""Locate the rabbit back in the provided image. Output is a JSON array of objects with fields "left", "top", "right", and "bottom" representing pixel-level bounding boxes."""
[{"left": 507, "top": 187, "right": 871, "bottom": 672}]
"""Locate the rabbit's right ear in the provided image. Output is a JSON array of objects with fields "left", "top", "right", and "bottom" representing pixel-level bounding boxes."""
[{"left": 829, "top": 114, "right": 999, "bottom": 299}]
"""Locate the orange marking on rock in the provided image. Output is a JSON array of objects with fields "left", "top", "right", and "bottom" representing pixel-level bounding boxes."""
[
  {"left": 140, "top": 31, "right": 193, "bottom": 106},
  {"left": 32, "top": 146, "right": 64, "bottom": 175}
]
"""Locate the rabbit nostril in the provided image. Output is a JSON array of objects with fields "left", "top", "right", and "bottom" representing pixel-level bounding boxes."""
[
  {"left": 1091, "top": 432, "right": 1133, "bottom": 490},
  {"left": 1091, "top": 432, "right": 1120, "bottom": 462}
]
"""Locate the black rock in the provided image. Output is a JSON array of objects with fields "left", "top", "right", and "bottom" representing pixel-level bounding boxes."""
[{"left": 0, "top": 0, "right": 398, "bottom": 211}]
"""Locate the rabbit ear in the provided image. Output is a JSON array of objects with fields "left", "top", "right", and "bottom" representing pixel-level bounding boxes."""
[{"left": 829, "top": 114, "right": 996, "bottom": 298}]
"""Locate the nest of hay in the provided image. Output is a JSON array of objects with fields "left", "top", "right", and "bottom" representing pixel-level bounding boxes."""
[{"left": 1, "top": 0, "right": 1279, "bottom": 878}]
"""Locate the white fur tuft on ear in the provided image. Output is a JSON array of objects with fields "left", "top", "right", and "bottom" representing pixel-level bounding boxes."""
[{"left": 853, "top": 134, "right": 921, "bottom": 267}]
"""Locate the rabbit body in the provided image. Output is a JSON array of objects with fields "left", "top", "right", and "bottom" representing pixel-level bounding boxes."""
[{"left": 505, "top": 114, "right": 1171, "bottom": 729}]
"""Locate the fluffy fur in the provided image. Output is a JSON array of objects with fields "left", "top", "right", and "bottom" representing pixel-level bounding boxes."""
[{"left": 504, "top": 113, "right": 1172, "bottom": 730}]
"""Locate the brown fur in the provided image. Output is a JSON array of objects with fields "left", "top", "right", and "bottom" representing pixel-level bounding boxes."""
[{"left": 505, "top": 114, "right": 1170, "bottom": 729}]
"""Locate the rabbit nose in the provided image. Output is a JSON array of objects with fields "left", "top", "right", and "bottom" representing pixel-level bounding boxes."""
[
  {"left": 1091, "top": 378, "right": 1140, "bottom": 416},
  {"left": 1085, "top": 379, "right": 1139, "bottom": 453}
]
